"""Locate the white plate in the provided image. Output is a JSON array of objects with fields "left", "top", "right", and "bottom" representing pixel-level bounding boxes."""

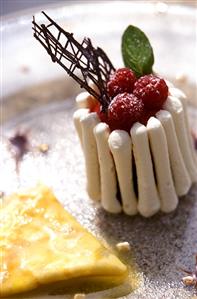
[{"left": 1, "top": 2, "right": 197, "bottom": 298}]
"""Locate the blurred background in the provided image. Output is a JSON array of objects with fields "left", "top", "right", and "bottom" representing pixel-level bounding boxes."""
[
  {"left": 1, "top": 0, "right": 196, "bottom": 124},
  {"left": 1, "top": 0, "right": 196, "bottom": 16},
  {"left": 1, "top": 0, "right": 58, "bottom": 15}
]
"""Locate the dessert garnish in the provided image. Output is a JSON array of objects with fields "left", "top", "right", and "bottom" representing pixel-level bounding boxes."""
[
  {"left": 107, "top": 67, "right": 137, "bottom": 98},
  {"left": 32, "top": 13, "right": 168, "bottom": 131},
  {"left": 180, "top": 254, "right": 197, "bottom": 288},
  {"left": 32, "top": 11, "right": 115, "bottom": 111},
  {"left": 121, "top": 25, "right": 154, "bottom": 78},
  {"left": 0, "top": 184, "right": 128, "bottom": 296},
  {"left": 108, "top": 93, "right": 145, "bottom": 131},
  {"left": 133, "top": 74, "right": 168, "bottom": 109}
]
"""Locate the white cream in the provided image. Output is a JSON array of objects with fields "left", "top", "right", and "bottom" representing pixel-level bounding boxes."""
[
  {"left": 163, "top": 96, "right": 197, "bottom": 183},
  {"left": 94, "top": 123, "right": 121, "bottom": 213},
  {"left": 73, "top": 108, "right": 89, "bottom": 147},
  {"left": 108, "top": 130, "right": 138, "bottom": 215},
  {"left": 169, "top": 87, "right": 197, "bottom": 166},
  {"left": 165, "top": 79, "right": 174, "bottom": 88},
  {"left": 80, "top": 113, "right": 101, "bottom": 201},
  {"left": 130, "top": 123, "right": 160, "bottom": 217},
  {"left": 75, "top": 92, "right": 94, "bottom": 109},
  {"left": 156, "top": 110, "right": 191, "bottom": 196},
  {"left": 147, "top": 117, "right": 178, "bottom": 213}
]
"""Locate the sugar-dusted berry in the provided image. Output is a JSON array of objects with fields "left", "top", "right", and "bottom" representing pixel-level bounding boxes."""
[
  {"left": 107, "top": 68, "right": 137, "bottom": 98},
  {"left": 133, "top": 74, "right": 168, "bottom": 110},
  {"left": 108, "top": 93, "right": 145, "bottom": 132}
]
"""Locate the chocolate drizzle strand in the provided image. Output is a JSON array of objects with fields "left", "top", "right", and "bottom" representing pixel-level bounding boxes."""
[{"left": 32, "top": 12, "right": 115, "bottom": 110}]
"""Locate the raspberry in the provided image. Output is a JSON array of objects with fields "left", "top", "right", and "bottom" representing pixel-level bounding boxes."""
[
  {"left": 133, "top": 74, "right": 168, "bottom": 110},
  {"left": 107, "top": 68, "right": 137, "bottom": 98},
  {"left": 99, "top": 110, "right": 108, "bottom": 123},
  {"left": 108, "top": 93, "right": 145, "bottom": 132}
]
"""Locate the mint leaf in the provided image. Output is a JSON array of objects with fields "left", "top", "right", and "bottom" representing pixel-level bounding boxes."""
[{"left": 122, "top": 25, "right": 154, "bottom": 77}]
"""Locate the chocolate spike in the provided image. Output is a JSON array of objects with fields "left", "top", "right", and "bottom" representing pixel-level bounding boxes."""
[{"left": 32, "top": 12, "right": 115, "bottom": 109}]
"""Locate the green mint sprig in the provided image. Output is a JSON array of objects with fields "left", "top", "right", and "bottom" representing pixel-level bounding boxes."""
[{"left": 121, "top": 25, "right": 154, "bottom": 78}]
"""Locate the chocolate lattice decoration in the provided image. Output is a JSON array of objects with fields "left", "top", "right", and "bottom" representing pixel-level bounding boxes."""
[{"left": 32, "top": 11, "right": 115, "bottom": 109}]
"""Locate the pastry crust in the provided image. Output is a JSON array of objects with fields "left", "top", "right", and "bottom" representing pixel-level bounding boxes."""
[{"left": 0, "top": 185, "right": 127, "bottom": 297}]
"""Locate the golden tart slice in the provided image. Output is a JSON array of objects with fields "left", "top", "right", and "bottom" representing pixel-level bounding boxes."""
[{"left": 0, "top": 184, "right": 127, "bottom": 297}]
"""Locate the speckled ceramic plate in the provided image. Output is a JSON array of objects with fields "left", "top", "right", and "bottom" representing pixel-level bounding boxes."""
[{"left": 1, "top": 2, "right": 197, "bottom": 299}]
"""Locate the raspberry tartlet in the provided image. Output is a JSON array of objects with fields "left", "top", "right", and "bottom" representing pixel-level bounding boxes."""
[{"left": 33, "top": 16, "right": 197, "bottom": 217}]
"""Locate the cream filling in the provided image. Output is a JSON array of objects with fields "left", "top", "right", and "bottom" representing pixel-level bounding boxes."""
[
  {"left": 80, "top": 113, "right": 101, "bottom": 201},
  {"left": 130, "top": 123, "right": 160, "bottom": 217},
  {"left": 147, "top": 117, "right": 178, "bottom": 212},
  {"left": 94, "top": 123, "right": 121, "bottom": 213},
  {"left": 156, "top": 110, "right": 191, "bottom": 196},
  {"left": 163, "top": 96, "right": 197, "bottom": 182},
  {"left": 108, "top": 130, "right": 138, "bottom": 215}
]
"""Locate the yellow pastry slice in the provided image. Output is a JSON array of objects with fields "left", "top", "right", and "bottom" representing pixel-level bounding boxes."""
[{"left": 0, "top": 184, "right": 127, "bottom": 297}]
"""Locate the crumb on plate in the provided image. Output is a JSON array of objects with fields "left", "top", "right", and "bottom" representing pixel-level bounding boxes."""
[
  {"left": 116, "top": 242, "right": 131, "bottom": 252},
  {"left": 73, "top": 294, "right": 86, "bottom": 299}
]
